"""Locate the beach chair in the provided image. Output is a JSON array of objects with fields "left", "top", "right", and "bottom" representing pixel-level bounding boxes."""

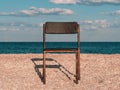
[{"left": 43, "top": 22, "right": 80, "bottom": 84}]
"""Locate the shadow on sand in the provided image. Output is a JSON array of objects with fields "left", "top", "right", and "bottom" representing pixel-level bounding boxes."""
[{"left": 31, "top": 58, "right": 75, "bottom": 83}]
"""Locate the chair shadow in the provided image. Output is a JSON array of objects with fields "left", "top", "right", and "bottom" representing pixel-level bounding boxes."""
[{"left": 31, "top": 58, "right": 75, "bottom": 83}]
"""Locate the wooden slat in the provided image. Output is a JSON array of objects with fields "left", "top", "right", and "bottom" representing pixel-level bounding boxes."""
[
  {"left": 44, "top": 22, "right": 78, "bottom": 34},
  {"left": 44, "top": 48, "right": 78, "bottom": 52}
]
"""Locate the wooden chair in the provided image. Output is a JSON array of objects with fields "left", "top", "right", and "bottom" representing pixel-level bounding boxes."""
[{"left": 43, "top": 22, "right": 80, "bottom": 84}]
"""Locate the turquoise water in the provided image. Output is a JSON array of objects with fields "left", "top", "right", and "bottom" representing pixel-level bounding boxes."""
[{"left": 0, "top": 42, "right": 120, "bottom": 54}]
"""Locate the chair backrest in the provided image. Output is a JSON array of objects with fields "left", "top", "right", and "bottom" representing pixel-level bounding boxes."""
[
  {"left": 43, "top": 22, "right": 79, "bottom": 34},
  {"left": 43, "top": 22, "right": 80, "bottom": 49}
]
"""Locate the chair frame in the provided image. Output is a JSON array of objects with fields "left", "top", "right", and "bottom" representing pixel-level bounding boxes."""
[{"left": 43, "top": 22, "right": 80, "bottom": 84}]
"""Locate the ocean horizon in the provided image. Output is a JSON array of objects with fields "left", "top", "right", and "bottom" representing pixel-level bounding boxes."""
[{"left": 0, "top": 42, "right": 120, "bottom": 54}]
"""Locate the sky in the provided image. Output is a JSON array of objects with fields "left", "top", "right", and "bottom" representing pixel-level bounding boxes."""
[{"left": 0, "top": 0, "right": 120, "bottom": 42}]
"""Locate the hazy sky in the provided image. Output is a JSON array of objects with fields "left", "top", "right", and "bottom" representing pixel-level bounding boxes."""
[{"left": 0, "top": 0, "right": 120, "bottom": 42}]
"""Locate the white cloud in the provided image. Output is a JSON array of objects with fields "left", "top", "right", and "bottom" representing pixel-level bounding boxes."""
[
  {"left": 0, "top": 27, "right": 20, "bottom": 31},
  {"left": 36, "top": 8, "right": 73, "bottom": 15},
  {"left": 0, "top": 22, "right": 40, "bottom": 27},
  {"left": 114, "top": 10, "right": 120, "bottom": 15},
  {"left": 0, "top": 7, "right": 73, "bottom": 17},
  {"left": 108, "top": 20, "right": 120, "bottom": 29},
  {"left": 50, "top": 0, "right": 120, "bottom": 5},
  {"left": 80, "top": 19, "right": 120, "bottom": 31},
  {"left": 103, "top": 10, "right": 120, "bottom": 15},
  {"left": 0, "top": 22, "right": 43, "bottom": 31},
  {"left": 80, "top": 19, "right": 108, "bottom": 31},
  {"left": 50, "top": 0, "right": 80, "bottom": 4}
]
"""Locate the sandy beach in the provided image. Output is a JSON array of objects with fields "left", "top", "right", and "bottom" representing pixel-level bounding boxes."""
[{"left": 0, "top": 54, "right": 120, "bottom": 90}]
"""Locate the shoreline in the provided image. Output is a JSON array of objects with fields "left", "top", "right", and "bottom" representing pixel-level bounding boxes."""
[{"left": 0, "top": 53, "right": 120, "bottom": 54}]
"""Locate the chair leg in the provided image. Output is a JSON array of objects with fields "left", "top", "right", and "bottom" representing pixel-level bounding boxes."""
[
  {"left": 43, "top": 51, "right": 46, "bottom": 84},
  {"left": 76, "top": 52, "right": 80, "bottom": 83},
  {"left": 77, "top": 52, "right": 80, "bottom": 80}
]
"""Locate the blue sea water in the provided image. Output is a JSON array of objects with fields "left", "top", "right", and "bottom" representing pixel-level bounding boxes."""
[{"left": 0, "top": 42, "right": 120, "bottom": 54}]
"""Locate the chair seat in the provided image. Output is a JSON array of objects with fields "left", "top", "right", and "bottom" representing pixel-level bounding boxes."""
[{"left": 43, "top": 48, "right": 78, "bottom": 53}]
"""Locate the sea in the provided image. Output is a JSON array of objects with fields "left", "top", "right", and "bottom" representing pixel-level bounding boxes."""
[{"left": 0, "top": 42, "right": 120, "bottom": 54}]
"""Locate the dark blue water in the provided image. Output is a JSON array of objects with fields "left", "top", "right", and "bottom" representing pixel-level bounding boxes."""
[{"left": 0, "top": 42, "right": 120, "bottom": 54}]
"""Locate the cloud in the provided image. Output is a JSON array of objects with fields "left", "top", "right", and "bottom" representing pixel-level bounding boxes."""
[
  {"left": 50, "top": 0, "right": 80, "bottom": 4},
  {"left": 0, "top": 22, "right": 40, "bottom": 27},
  {"left": 0, "top": 27, "right": 20, "bottom": 31},
  {"left": 50, "top": 0, "right": 120, "bottom": 5},
  {"left": 80, "top": 19, "right": 108, "bottom": 31},
  {"left": 102, "top": 10, "right": 120, "bottom": 15},
  {"left": 0, "top": 7, "right": 73, "bottom": 17},
  {"left": 113, "top": 10, "right": 120, "bottom": 15},
  {"left": 80, "top": 19, "right": 120, "bottom": 31},
  {"left": 108, "top": 20, "right": 120, "bottom": 29},
  {"left": 0, "top": 22, "right": 43, "bottom": 31}
]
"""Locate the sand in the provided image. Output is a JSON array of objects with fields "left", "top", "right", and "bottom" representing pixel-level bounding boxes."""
[{"left": 0, "top": 54, "right": 120, "bottom": 90}]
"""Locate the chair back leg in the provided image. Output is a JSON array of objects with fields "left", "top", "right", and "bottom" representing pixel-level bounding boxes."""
[
  {"left": 43, "top": 51, "right": 46, "bottom": 84},
  {"left": 77, "top": 51, "right": 80, "bottom": 80},
  {"left": 76, "top": 51, "right": 80, "bottom": 83}
]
